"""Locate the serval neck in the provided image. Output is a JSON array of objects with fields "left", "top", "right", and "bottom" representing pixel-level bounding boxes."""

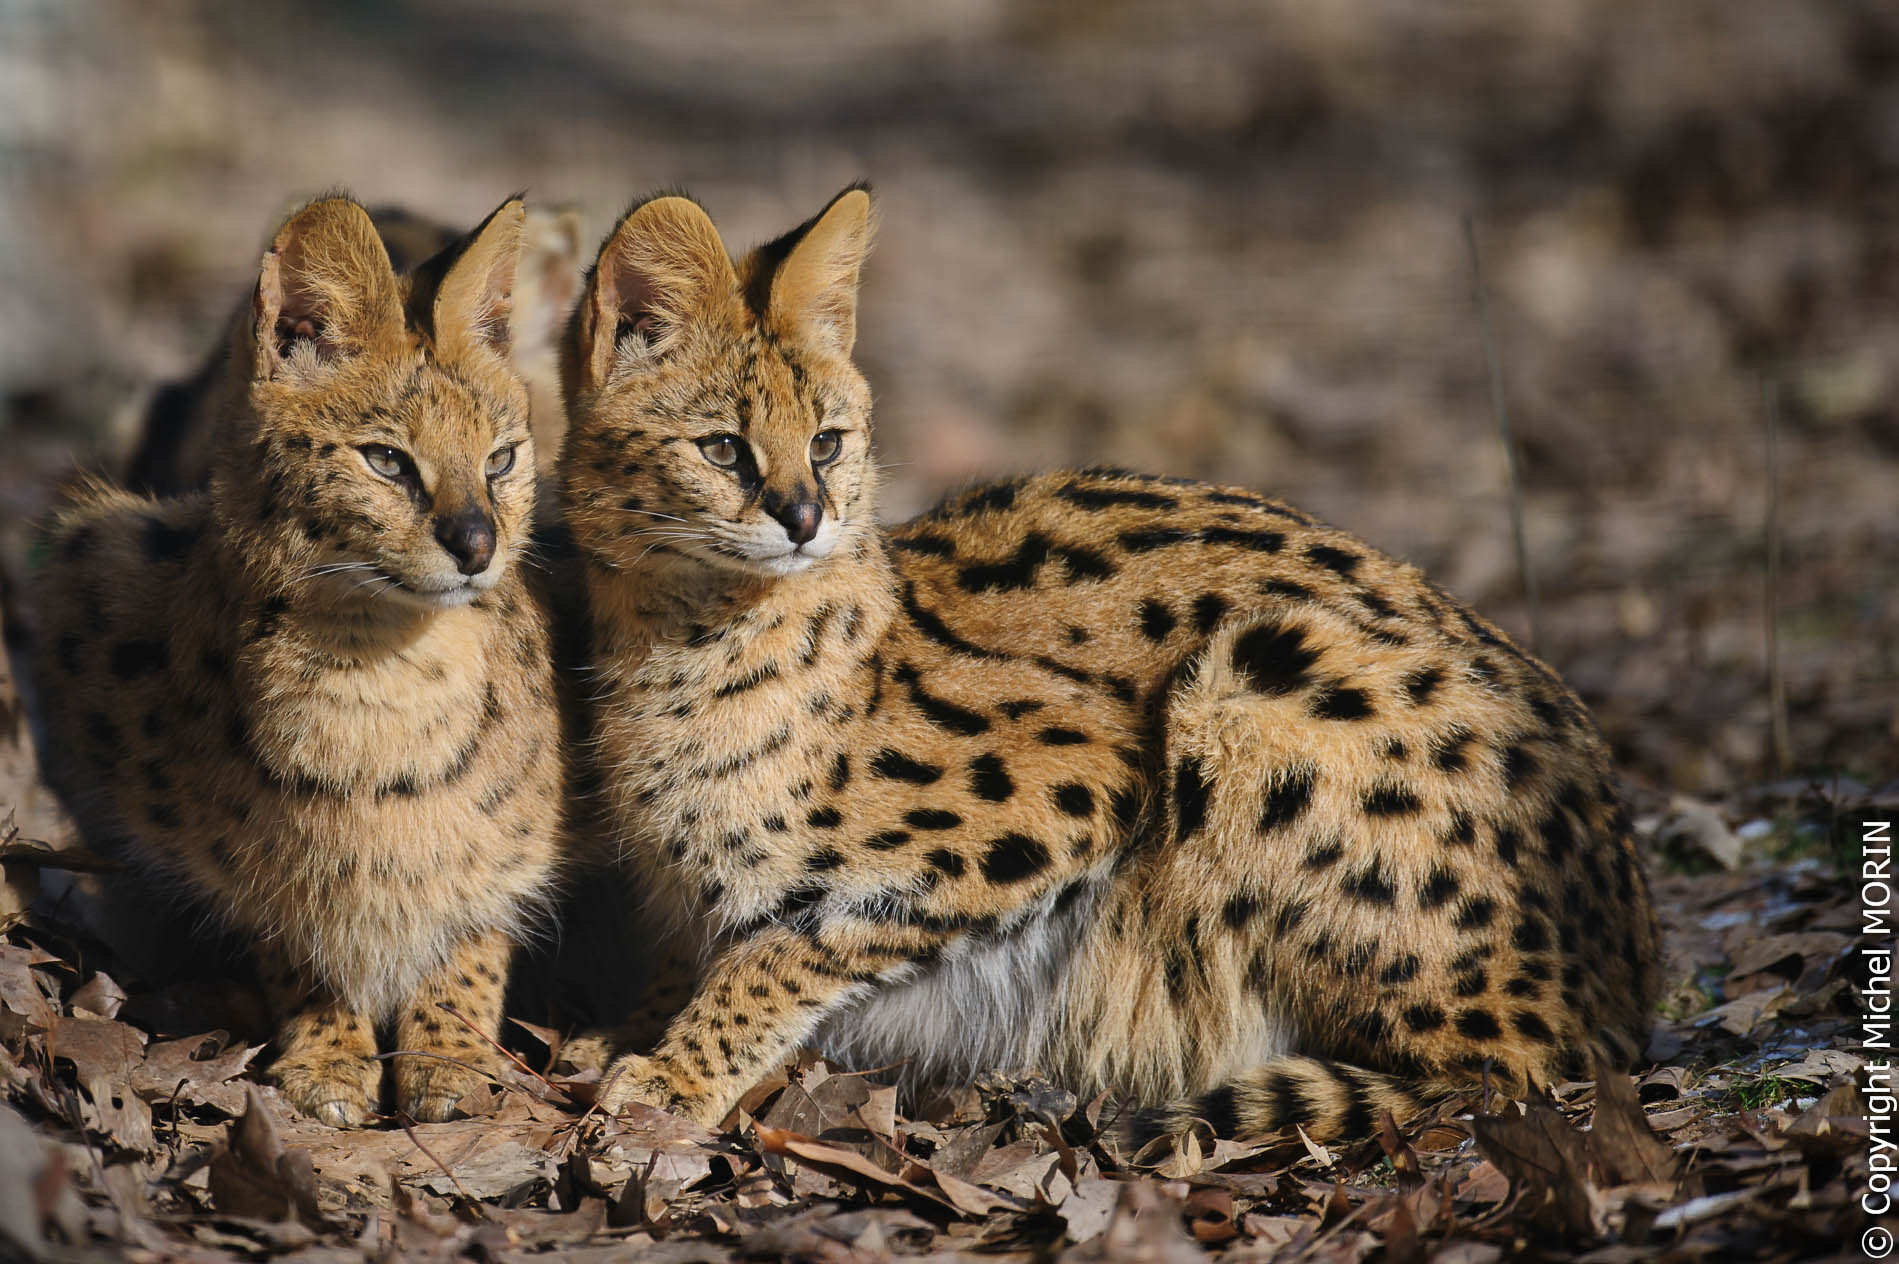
[{"left": 587, "top": 529, "right": 901, "bottom": 660}]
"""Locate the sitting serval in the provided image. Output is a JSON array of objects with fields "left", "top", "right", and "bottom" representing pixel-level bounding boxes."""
[
  {"left": 37, "top": 195, "right": 565, "bottom": 1127},
  {"left": 557, "top": 186, "right": 1660, "bottom": 1140}
]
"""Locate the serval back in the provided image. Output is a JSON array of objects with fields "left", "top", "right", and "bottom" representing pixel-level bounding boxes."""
[{"left": 558, "top": 187, "right": 1661, "bottom": 1141}]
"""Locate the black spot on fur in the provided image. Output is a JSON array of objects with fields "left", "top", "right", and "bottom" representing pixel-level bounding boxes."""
[
  {"left": 1053, "top": 783, "right": 1095, "bottom": 817},
  {"left": 1222, "top": 893, "right": 1262, "bottom": 929},
  {"left": 1309, "top": 684, "right": 1373, "bottom": 721},
  {"left": 1302, "top": 838, "right": 1342, "bottom": 869},
  {"left": 1379, "top": 954, "right": 1420, "bottom": 984},
  {"left": 980, "top": 833, "right": 1049, "bottom": 884},
  {"left": 1191, "top": 592, "right": 1228, "bottom": 633},
  {"left": 1456, "top": 1009, "right": 1502, "bottom": 1039},
  {"left": 1138, "top": 598, "right": 1176, "bottom": 642},
  {"left": 1262, "top": 579, "right": 1313, "bottom": 601},
  {"left": 1444, "top": 810, "right": 1476, "bottom": 846},
  {"left": 1199, "top": 526, "right": 1284, "bottom": 552},
  {"left": 806, "top": 806, "right": 843, "bottom": 829},
  {"left": 1118, "top": 527, "right": 1193, "bottom": 552},
  {"left": 143, "top": 517, "right": 200, "bottom": 562},
  {"left": 871, "top": 749, "right": 943, "bottom": 784},
  {"left": 906, "top": 808, "right": 961, "bottom": 830},
  {"left": 1454, "top": 968, "right": 1488, "bottom": 997},
  {"left": 1419, "top": 867, "right": 1460, "bottom": 909},
  {"left": 1260, "top": 768, "right": 1316, "bottom": 832},
  {"left": 999, "top": 699, "right": 1044, "bottom": 720},
  {"left": 1355, "top": 590, "right": 1398, "bottom": 619},
  {"left": 969, "top": 753, "right": 1014, "bottom": 802},
  {"left": 250, "top": 595, "right": 287, "bottom": 641},
  {"left": 865, "top": 830, "right": 911, "bottom": 850},
  {"left": 1173, "top": 758, "right": 1209, "bottom": 838},
  {"left": 925, "top": 849, "right": 966, "bottom": 878},
  {"left": 1363, "top": 783, "right": 1422, "bottom": 816},
  {"left": 1513, "top": 1010, "right": 1556, "bottom": 1043},
  {"left": 1494, "top": 825, "right": 1522, "bottom": 866},
  {"left": 110, "top": 639, "right": 168, "bottom": 679},
  {"left": 890, "top": 531, "right": 955, "bottom": 557},
  {"left": 1230, "top": 623, "right": 1319, "bottom": 695},
  {"left": 1305, "top": 543, "right": 1361, "bottom": 578},
  {"left": 1540, "top": 808, "right": 1576, "bottom": 858},
  {"left": 895, "top": 664, "right": 990, "bottom": 736},
  {"left": 958, "top": 532, "right": 1058, "bottom": 592},
  {"left": 1344, "top": 863, "right": 1397, "bottom": 905},
  {"left": 1403, "top": 666, "right": 1443, "bottom": 706},
  {"left": 1038, "top": 727, "right": 1088, "bottom": 746},
  {"left": 1454, "top": 897, "right": 1497, "bottom": 931},
  {"left": 805, "top": 847, "right": 845, "bottom": 871},
  {"left": 1056, "top": 482, "right": 1177, "bottom": 511},
  {"left": 1195, "top": 1085, "right": 1242, "bottom": 1136},
  {"left": 828, "top": 752, "right": 851, "bottom": 791},
  {"left": 1403, "top": 1004, "right": 1446, "bottom": 1032},
  {"left": 1512, "top": 915, "right": 1551, "bottom": 953},
  {"left": 1502, "top": 743, "right": 1539, "bottom": 788},
  {"left": 1433, "top": 729, "right": 1474, "bottom": 772}
]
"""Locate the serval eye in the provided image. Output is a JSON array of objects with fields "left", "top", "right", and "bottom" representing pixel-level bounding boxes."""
[
  {"left": 809, "top": 430, "right": 843, "bottom": 466},
  {"left": 359, "top": 444, "right": 409, "bottom": 480},
  {"left": 698, "top": 435, "right": 742, "bottom": 468},
  {"left": 485, "top": 444, "right": 517, "bottom": 479}
]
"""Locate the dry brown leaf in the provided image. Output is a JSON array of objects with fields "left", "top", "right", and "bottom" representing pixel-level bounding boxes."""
[
  {"left": 1696, "top": 985, "right": 1792, "bottom": 1036},
  {"left": 415, "top": 1138, "right": 554, "bottom": 1203},
  {"left": 1586, "top": 1068, "right": 1683, "bottom": 1188},
  {"left": 46, "top": 1014, "right": 153, "bottom": 1152},
  {"left": 67, "top": 971, "right": 125, "bottom": 1020},
  {"left": 0, "top": 944, "right": 59, "bottom": 1029},
  {"left": 1184, "top": 1185, "right": 1238, "bottom": 1243},
  {"left": 1468, "top": 1101, "right": 1597, "bottom": 1235},
  {"left": 208, "top": 1086, "right": 328, "bottom": 1228},
  {"left": 129, "top": 1030, "right": 260, "bottom": 1115},
  {"left": 754, "top": 1121, "right": 1008, "bottom": 1215}
]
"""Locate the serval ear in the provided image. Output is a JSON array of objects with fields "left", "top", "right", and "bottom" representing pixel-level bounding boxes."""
[
  {"left": 511, "top": 206, "right": 585, "bottom": 361},
  {"left": 571, "top": 194, "right": 737, "bottom": 397},
  {"left": 766, "top": 184, "right": 873, "bottom": 358},
  {"left": 431, "top": 196, "right": 528, "bottom": 358},
  {"left": 252, "top": 196, "right": 403, "bottom": 381}
]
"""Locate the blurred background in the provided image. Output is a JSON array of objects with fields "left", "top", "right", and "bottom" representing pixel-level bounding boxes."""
[{"left": 1, "top": 0, "right": 1895, "bottom": 795}]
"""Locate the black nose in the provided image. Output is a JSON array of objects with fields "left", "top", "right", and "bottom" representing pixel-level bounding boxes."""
[
  {"left": 770, "top": 500, "right": 822, "bottom": 547},
  {"left": 434, "top": 509, "right": 497, "bottom": 575}
]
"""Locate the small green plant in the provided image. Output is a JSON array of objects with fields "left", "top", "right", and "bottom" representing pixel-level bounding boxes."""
[{"left": 1723, "top": 1075, "right": 1804, "bottom": 1112}]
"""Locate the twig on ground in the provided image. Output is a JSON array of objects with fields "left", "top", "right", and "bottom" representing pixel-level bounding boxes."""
[
  {"left": 1763, "top": 376, "right": 1792, "bottom": 775},
  {"left": 397, "top": 1113, "right": 474, "bottom": 1203},
  {"left": 1462, "top": 216, "right": 1541, "bottom": 657}
]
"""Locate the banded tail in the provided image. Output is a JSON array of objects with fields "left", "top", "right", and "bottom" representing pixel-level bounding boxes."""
[{"left": 1126, "top": 1056, "right": 1437, "bottom": 1149}]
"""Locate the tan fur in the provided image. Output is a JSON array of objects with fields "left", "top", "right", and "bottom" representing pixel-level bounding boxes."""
[
  {"left": 36, "top": 195, "right": 565, "bottom": 1128},
  {"left": 560, "top": 189, "right": 1661, "bottom": 1140},
  {"left": 127, "top": 205, "right": 583, "bottom": 500}
]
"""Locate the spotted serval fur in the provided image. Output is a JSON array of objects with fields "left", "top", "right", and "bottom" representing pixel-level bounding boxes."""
[
  {"left": 35, "top": 195, "right": 564, "bottom": 1127},
  {"left": 558, "top": 188, "right": 1662, "bottom": 1140}
]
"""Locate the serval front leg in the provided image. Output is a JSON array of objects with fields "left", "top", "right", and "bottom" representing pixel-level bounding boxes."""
[
  {"left": 390, "top": 928, "right": 512, "bottom": 1122},
  {"left": 258, "top": 940, "right": 382, "bottom": 1129},
  {"left": 600, "top": 921, "right": 927, "bottom": 1127}
]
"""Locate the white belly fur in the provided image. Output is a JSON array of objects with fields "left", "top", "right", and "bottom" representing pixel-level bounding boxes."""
[{"left": 812, "top": 868, "right": 1110, "bottom": 1097}]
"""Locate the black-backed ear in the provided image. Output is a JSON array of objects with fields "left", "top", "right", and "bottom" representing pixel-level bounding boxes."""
[
  {"left": 434, "top": 196, "right": 528, "bottom": 357},
  {"left": 572, "top": 195, "right": 736, "bottom": 396},
  {"left": 767, "top": 186, "right": 873, "bottom": 357},
  {"left": 252, "top": 197, "right": 403, "bottom": 381}
]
